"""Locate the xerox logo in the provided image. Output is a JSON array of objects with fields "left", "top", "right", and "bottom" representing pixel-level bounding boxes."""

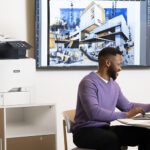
[{"left": 13, "top": 70, "right": 20, "bottom": 73}]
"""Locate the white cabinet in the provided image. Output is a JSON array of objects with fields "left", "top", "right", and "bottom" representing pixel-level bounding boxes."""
[{"left": 0, "top": 104, "right": 56, "bottom": 150}]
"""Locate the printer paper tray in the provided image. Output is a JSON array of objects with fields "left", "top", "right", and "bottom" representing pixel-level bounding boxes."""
[{"left": 0, "top": 92, "right": 30, "bottom": 106}]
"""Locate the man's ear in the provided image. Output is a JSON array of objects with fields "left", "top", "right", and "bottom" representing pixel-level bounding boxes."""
[{"left": 106, "top": 59, "right": 111, "bottom": 67}]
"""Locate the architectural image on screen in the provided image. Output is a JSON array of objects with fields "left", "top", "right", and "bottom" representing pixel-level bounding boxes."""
[{"left": 36, "top": 0, "right": 150, "bottom": 68}]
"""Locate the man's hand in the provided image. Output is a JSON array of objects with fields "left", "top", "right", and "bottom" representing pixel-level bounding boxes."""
[{"left": 125, "top": 107, "right": 145, "bottom": 118}]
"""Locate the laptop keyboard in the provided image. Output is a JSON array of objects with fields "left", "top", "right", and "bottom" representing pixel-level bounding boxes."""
[{"left": 133, "top": 114, "right": 150, "bottom": 120}]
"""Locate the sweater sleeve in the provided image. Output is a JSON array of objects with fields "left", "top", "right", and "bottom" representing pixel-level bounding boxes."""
[
  {"left": 117, "top": 85, "right": 150, "bottom": 112},
  {"left": 79, "top": 79, "right": 127, "bottom": 122}
]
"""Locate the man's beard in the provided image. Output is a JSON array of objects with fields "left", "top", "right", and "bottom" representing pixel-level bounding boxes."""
[{"left": 107, "top": 65, "right": 117, "bottom": 80}]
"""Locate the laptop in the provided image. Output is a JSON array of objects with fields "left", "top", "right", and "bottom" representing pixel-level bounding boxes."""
[
  {"left": 117, "top": 113, "right": 150, "bottom": 128},
  {"left": 133, "top": 113, "right": 150, "bottom": 120}
]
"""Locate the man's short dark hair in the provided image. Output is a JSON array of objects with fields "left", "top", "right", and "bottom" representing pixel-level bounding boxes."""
[{"left": 98, "top": 47, "right": 123, "bottom": 66}]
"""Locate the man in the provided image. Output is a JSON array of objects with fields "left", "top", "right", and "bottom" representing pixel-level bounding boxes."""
[{"left": 72, "top": 47, "right": 150, "bottom": 150}]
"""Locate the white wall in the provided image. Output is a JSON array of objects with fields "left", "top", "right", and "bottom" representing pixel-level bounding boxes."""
[{"left": 0, "top": 0, "right": 150, "bottom": 150}]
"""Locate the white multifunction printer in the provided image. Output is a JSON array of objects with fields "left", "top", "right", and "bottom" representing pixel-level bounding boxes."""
[
  {"left": 0, "top": 58, "right": 36, "bottom": 105},
  {"left": 0, "top": 35, "right": 35, "bottom": 105}
]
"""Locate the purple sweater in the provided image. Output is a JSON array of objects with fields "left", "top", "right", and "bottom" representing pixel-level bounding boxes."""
[{"left": 72, "top": 72, "right": 150, "bottom": 133}]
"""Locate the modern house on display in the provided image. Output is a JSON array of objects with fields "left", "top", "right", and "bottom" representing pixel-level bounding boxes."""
[
  {"left": 80, "top": 1, "right": 106, "bottom": 41},
  {"left": 66, "top": 1, "right": 130, "bottom": 62},
  {"left": 78, "top": 1, "right": 130, "bottom": 61},
  {"left": 49, "top": 1, "right": 132, "bottom": 65}
]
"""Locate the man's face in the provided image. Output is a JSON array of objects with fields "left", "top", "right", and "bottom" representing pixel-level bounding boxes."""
[{"left": 107, "top": 54, "right": 122, "bottom": 80}]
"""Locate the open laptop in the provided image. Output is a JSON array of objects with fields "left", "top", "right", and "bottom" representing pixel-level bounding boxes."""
[
  {"left": 117, "top": 113, "right": 150, "bottom": 128},
  {"left": 133, "top": 113, "right": 150, "bottom": 120}
]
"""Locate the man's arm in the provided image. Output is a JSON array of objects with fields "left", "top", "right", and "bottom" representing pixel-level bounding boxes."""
[
  {"left": 117, "top": 86, "right": 150, "bottom": 114},
  {"left": 79, "top": 79, "right": 127, "bottom": 122}
]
